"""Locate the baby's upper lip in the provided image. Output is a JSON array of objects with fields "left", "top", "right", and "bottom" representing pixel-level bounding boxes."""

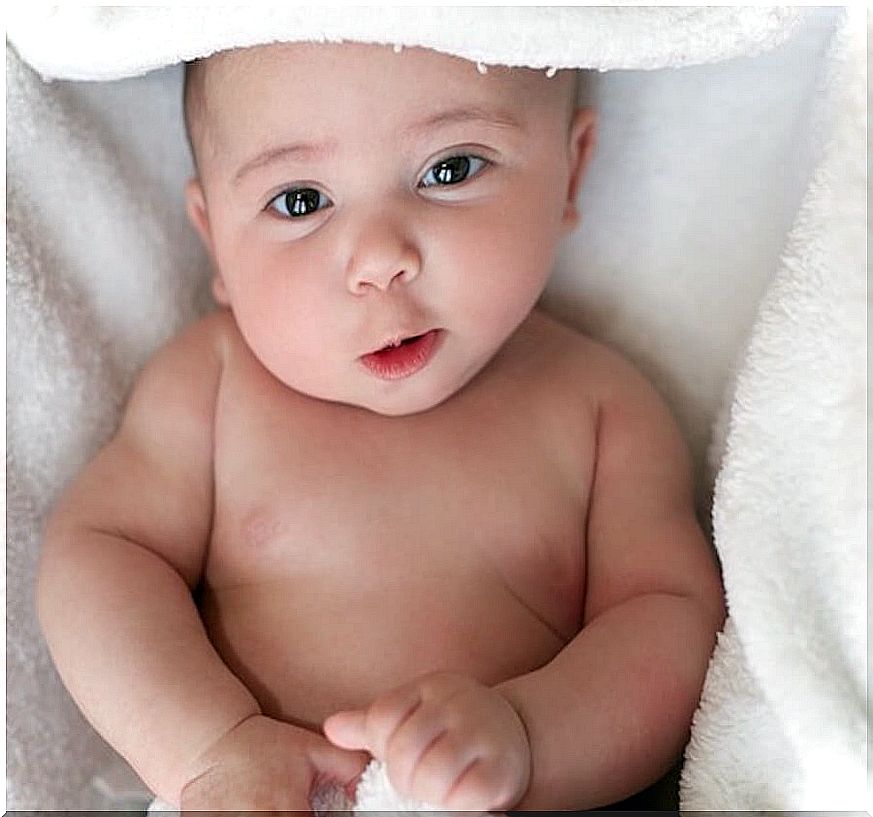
[{"left": 362, "top": 328, "right": 435, "bottom": 356}]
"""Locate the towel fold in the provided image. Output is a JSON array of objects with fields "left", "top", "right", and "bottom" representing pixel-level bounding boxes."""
[
  {"left": 7, "top": 6, "right": 805, "bottom": 80},
  {"left": 680, "top": 7, "right": 867, "bottom": 810}
]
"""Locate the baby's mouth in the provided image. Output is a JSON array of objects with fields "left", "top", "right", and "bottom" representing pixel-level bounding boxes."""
[
  {"left": 359, "top": 329, "right": 443, "bottom": 380},
  {"left": 366, "top": 332, "right": 428, "bottom": 356},
  {"left": 379, "top": 334, "right": 423, "bottom": 352}
]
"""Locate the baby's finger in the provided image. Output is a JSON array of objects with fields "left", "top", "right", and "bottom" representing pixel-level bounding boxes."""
[
  {"left": 359, "top": 682, "right": 424, "bottom": 760},
  {"left": 384, "top": 701, "right": 451, "bottom": 796},
  {"left": 444, "top": 758, "right": 511, "bottom": 812},
  {"left": 407, "top": 730, "right": 479, "bottom": 807},
  {"left": 323, "top": 709, "right": 369, "bottom": 750}
]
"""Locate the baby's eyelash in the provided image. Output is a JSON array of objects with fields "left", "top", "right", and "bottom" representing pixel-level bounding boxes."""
[
  {"left": 264, "top": 153, "right": 491, "bottom": 220},
  {"left": 419, "top": 154, "right": 489, "bottom": 189},
  {"left": 267, "top": 187, "right": 331, "bottom": 219}
]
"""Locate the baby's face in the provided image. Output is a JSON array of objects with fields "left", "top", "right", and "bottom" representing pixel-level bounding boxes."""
[{"left": 186, "top": 42, "right": 594, "bottom": 416}]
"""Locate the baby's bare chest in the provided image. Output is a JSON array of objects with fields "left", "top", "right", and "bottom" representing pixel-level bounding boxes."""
[{"left": 200, "top": 346, "right": 596, "bottom": 722}]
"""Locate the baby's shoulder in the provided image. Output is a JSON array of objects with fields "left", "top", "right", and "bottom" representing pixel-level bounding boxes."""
[
  {"left": 530, "top": 311, "right": 691, "bottom": 469},
  {"left": 522, "top": 308, "right": 645, "bottom": 405},
  {"left": 522, "top": 310, "right": 686, "bottom": 476},
  {"left": 143, "top": 308, "right": 234, "bottom": 373},
  {"left": 176, "top": 306, "right": 236, "bottom": 356},
  {"left": 124, "top": 308, "right": 232, "bottom": 425}
]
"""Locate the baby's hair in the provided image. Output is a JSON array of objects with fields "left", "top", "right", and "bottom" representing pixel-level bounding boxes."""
[
  {"left": 182, "top": 58, "right": 206, "bottom": 174},
  {"left": 567, "top": 70, "right": 582, "bottom": 125}
]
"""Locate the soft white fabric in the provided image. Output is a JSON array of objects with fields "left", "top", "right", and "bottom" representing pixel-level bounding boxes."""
[
  {"left": 8, "top": 6, "right": 805, "bottom": 79},
  {"left": 6, "top": 5, "right": 865, "bottom": 812},
  {"left": 6, "top": 46, "right": 210, "bottom": 813},
  {"left": 681, "top": 7, "right": 868, "bottom": 811}
]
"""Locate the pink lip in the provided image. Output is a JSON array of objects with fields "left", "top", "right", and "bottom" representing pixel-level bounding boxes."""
[{"left": 359, "top": 329, "right": 442, "bottom": 380}]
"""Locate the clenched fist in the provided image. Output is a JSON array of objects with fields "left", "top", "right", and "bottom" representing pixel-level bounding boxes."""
[{"left": 323, "top": 671, "right": 531, "bottom": 811}]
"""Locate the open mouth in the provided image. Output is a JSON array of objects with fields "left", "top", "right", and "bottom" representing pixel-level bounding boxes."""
[
  {"left": 360, "top": 329, "right": 442, "bottom": 380},
  {"left": 379, "top": 333, "right": 425, "bottom": 351}
]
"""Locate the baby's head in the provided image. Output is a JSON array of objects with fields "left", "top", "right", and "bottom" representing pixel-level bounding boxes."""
[{"left": 183, "top": 41, "right": 595, "bottom": 416}]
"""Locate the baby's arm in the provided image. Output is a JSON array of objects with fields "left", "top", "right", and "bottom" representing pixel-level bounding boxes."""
[
  {"left": 322, "top": 344, "right": 726, "bottom": 810},
  {"left": 36, "top": 314, "right": 261, "bottom": 804},
  {"left": 494, "top": 345, "right": 726, "bottom": 809}
]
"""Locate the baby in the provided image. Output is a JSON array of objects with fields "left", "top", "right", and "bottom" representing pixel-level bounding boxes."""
[{"left": 37, "top": 41, "right": 725, "bottom": 812}]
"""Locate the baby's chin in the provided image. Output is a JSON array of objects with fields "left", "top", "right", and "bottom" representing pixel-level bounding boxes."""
[
  {"left": 267, "top": 341, "right": 497, "bottom": 417},
  {"left": 288, "top": 372, "right": 468, "bottom": 418},
  {"left": 349, "top": 355, "right": 492, "bottom": 417},
  {"left": 329, "top": 381, "right": 461, "bottom": 417},
  {"left": 351, "top": 391, "right": 454, "bottom": 417}
]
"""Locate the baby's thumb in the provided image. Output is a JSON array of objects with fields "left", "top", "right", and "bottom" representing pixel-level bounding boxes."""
[{"left": 323, "top": 710, "right": 369, "bottom": 750}]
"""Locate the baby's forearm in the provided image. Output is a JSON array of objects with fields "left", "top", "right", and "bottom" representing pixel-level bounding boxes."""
[
  {"left": 495, "top": 592, "right": 721, "bottom": 809},
  {"left": 37, "top": 527, "right": 261, "bottom": 804}
]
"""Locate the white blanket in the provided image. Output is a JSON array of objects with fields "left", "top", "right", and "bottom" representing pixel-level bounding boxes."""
[{"left": 6, "top": 6, "right": 866, "bottom": 812}]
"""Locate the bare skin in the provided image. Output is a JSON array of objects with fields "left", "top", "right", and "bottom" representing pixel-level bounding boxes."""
[{"left": 37, "top": 42, "right": 725, "bottom": 813}]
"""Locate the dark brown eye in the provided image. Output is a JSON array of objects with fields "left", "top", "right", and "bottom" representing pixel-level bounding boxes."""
[
  {"left": 420, "top": 155, "right": 487, "bottom": 188},
  {"left": 268, "top": 188, "right": 330, "bottom": 218}
]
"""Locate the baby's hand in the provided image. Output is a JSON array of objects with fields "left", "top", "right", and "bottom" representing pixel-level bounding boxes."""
[
  {"left": 179, "top": 713, "right": 368, "bottom": 813},
  {"left": 323, "top": 671, "right": 531, "bottom": 811}
]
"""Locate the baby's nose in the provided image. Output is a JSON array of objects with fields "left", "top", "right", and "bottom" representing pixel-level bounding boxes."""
[{"left": 344, "top": 217, "right": 422, "bottom": 294}]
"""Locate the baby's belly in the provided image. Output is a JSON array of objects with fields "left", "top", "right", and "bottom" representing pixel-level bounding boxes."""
[{"left": 199, "top": 568, "right": 568, "bottom": 731}]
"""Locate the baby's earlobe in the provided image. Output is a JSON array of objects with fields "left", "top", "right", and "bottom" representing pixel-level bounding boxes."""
[
  {"left": 561, "top": 200, "right": 580, "bottom": 232},
  {"left": 211, "top": 275, "right": 229, "bottom": 306}
]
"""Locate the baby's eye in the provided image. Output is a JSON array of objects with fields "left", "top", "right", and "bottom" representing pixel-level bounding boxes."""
[
  {"left": 419, "top": 154, "right": 488, "bottom": 189},
  {"left": 267, "top": 187, "right": 331, "bottom": 218}
]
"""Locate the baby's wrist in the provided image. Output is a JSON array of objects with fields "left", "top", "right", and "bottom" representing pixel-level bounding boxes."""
[
  {"left": 490, "top": 683, "right": 534, "bottom": 809},
  {"left": 178, "top": 709, "right": 264, "bottom": 796},
  {"left": 494, "top": 680, "right": 530, "bottom": 737}
]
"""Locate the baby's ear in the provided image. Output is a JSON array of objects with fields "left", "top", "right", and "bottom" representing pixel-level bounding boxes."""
[
  {"left": 184, "top": 177, "right": 212, "bottom": 251},
  {"left": 562, "top": 108, "right": 598, "bottom": 231},
  {"left": 184, "top": 178, "right": 229, "bottom": 305}
]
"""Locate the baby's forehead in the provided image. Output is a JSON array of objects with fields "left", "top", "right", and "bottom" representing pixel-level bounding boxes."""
[
  {"left": 186, "top": 42, "right": 576, "bottom": 173},
  {"left": 198, "top": 41, "right": 570, "bottom": 116}
]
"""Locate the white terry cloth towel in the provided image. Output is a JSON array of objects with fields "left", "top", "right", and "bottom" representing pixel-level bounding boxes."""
[
  {"left": 6, "top": 6, "right": 866, "bottom": 812},
  {"left": 680, "top": 6, "right": 868, "bottom": 811}
]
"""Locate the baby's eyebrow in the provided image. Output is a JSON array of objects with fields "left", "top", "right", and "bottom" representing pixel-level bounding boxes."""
[
  {"left": 402, "top": 105, "right": 525, "bottom": 138},
  {"left": 233, "top": 141, "right": 334, "bottom": 187},
  {"left": 232, "top": 105, "right": 524, "bottom": 187}
]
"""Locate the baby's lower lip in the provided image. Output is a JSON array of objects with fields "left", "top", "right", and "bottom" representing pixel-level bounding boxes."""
[{"left": 359, "top": 329, "right": 442, "bottom": 380}]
